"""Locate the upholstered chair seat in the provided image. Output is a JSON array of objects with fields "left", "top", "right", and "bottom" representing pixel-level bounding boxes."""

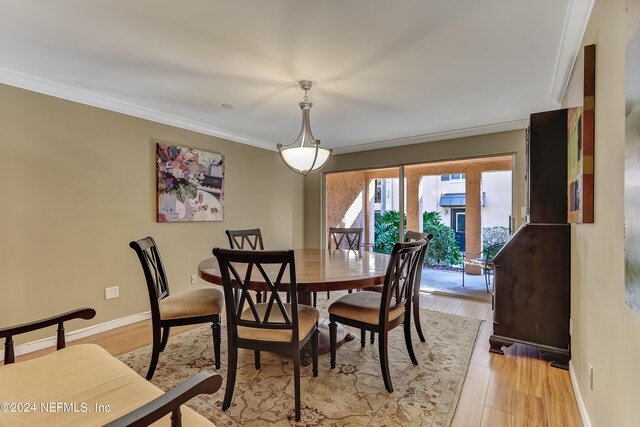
[
  {"left": 239, "top": 303, "right": 319, "bottom": 342},
  {"left": 159, "top": 288, "right": 224, "bottom": 320},
  {"left": 328, "top": 291, "right": 405, "bottom": 325},
  {"left": 0, "top": 344, "right": 215, "bottom": 426}
]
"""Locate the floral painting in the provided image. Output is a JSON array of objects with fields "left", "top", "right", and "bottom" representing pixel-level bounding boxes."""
[{"left": 157, "top": 143, "right": 224, "bottom": 222}]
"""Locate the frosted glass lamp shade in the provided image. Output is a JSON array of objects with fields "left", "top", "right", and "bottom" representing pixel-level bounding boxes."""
[{"left": 279, "top": 146, "right": 331, "bottom": 174}]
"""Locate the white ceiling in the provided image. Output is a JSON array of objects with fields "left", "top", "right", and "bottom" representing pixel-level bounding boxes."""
[{"left": 0, "top": 0, "right": 593, "bottom": 153}]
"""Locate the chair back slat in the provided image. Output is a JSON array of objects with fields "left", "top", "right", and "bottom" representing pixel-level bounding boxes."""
[
  {"left": 129, "top": 237, "right": 171, "bottom": 316},
  {"left": 257, "top": 263, "right": 291, "bottom": 324},
  {"left": 404, "top": 230, "right": 433, "bottom": 284},
  {"left": 234, "top": 262, "right": 261, "bottom": 321},
  {"left": 226, "top": 228, "right": 264, "bottom": 250},
  {"left": 379, "top": 240, "right": 426, "bottom": 324},
  {"left": 329, "top": 227, "right": 363, "bottom": 250},
  {"left": 212, "top": 248, "right": 299, "bottom": 341}
]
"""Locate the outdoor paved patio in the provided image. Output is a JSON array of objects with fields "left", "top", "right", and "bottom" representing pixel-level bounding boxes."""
[{"left": 420, "top": 267, "right": 492, "bottom": 301}]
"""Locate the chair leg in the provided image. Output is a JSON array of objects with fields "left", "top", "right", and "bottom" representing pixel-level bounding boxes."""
[
  {"left": 256, "top": 290, "right": 262, "bottom": 304},
  {"left": 360, "top": 329, "right": 366, "bottom": 348},
  {"left": 222, "top": 344, "right": 237, "bottom": 411},
  {"left": 485, "top": 271, "right": 491, "bottom": 293},
  {"left": 286, "top": 292, "right": 291, "bottom": 304},
  {"left": 312, "top": 328, "right": 319, "bottom": 377},
  {"left": 378, "top": 329, "right": 393, "bottom": 392},
  {"left": 293, "top": 348, "right": 302, "bottom": 422},
  {"left": 313, "top": 292, "right": 317, "bottom": 308},
  {"left": 348, "top": 289, "right": 353, "bottom": 294},
  {"left": 329, "top": 320, "right": 337, "bottom": 369},
  {"left": 413, "top": 294, "right": 426, "bottom": 343},
  {"left": 160, "top": 326, "right": 170, "bottom": 352},
  {"left": 327, "top": 291, "right": 330, "bottom": 300},
  {"left": 254, "top": 351, "right": 261, "bottom": 369},
  {"left": 462, "top": 263, "right": 465, "bottom": 287},
  {"left": 147, "top": 326, "right": 161, "bottom": 380},
  {"left": 404, "top": 314, "right": 418, "bottom": 365},
  {"left": 370, "top": 331, "right": 375, "bottom": 344},
  {"left": 212, "top": 319, "right": 221, "bottom": 370}
]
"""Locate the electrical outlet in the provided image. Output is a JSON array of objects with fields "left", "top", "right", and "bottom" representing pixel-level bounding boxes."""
[
  {"left": 191, "top": 274, "right": 198, "bottom": 285},
  {"left": 105, "top": 286, "right": 119, "bottom": 300},
  {"left": 587, "top": 362, "right": 594, "bottom": 390},
  {"left": 569, "top": 318, "right": 573, "bottom": 336}
]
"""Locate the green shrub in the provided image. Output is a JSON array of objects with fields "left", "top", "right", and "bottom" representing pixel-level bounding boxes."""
[
  {"left": 422, "top": 211, "right": 462, "bottom": 266},
  {"left": 482, "top": 226, "right": 510, "bottom": 249},
  {"left": 374, "top": 210, "right": 406, "bottom": 254}
]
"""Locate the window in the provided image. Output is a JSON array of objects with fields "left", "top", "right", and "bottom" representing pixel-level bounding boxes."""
[
  {"left": 441, "top": 173, "right": 465, "bottom": 181},
  {"left": 374, "top": 180, "right": 382, "bottom": 203}
]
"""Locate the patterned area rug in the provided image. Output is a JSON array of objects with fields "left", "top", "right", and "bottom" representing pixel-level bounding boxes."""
[{"left": 118, "top": 293, "right": 482, "bottom": 426}]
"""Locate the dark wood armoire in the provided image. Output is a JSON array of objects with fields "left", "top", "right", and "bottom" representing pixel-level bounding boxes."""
[{"left": 489, "top": 109, "right": 571, "bottom": 369}]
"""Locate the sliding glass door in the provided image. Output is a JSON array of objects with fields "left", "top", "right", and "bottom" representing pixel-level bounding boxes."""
[
  {"left": 325, "top": 167, "right": 404, "bottom": 252},
  {"left": 324, "top": 155, "right": 514, "bottom": 301}
]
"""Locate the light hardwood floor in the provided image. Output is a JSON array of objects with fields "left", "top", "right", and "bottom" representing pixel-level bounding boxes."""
[{"left": 16, "top": 293, "right": 582, "bottom": 426}]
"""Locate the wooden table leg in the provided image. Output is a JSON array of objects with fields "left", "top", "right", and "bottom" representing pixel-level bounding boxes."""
[{"left": 299, "top": 291, "right": 355, "bottom": 366}]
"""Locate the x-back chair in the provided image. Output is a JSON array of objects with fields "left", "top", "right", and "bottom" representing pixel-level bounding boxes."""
[
  {"left": 328, "top": 239, "right": 426, "bottom": 392},
  {"left": 130, "top": 236, "right": 223, "bottom": 380},
  {"left": 320, "top": 227, "right": 364, "bottom": 306},
  {"left": 212, "top": 248, "right": 320, "bottom": 422}
]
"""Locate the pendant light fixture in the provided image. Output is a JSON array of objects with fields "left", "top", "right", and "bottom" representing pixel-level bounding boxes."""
[{"left": 278, "top": 80, "right": 332, "bottom": 175}]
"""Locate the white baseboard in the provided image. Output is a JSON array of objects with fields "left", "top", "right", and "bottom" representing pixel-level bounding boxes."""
[
  {"left": 569, "top": 360, "right": 592, "bottom": 427},
  {"left": 0, "top": 311, "right": 151, "bottom": 362}
]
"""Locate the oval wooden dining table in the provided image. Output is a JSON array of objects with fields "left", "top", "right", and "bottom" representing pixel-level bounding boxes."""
[{"left": 198, "top": 248, "right": 390, "bottom": 365}]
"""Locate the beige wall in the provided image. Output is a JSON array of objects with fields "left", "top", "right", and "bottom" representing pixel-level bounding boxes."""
[
  {"left": 0, "top": 84, "right": 305, "bottom": 343},
  {"left": 561, "top": 0, "right": 640, "bottom": 425},
  {"left": 305, "top": 130, "right": 526, "bottom": 248}
]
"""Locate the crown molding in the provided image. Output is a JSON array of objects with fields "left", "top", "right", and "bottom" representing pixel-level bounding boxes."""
[
  {"left": 0, "top": 67, "right": 277, "bottom": 152},
  {"left": 0, "top": 67, "right": 529, "bottom": 155},
  {"left": 332, "top": 119, "right": 529, "bottom": 154},
  {"left": 549, "top": 0, "right": 596, "bottom": 104}
]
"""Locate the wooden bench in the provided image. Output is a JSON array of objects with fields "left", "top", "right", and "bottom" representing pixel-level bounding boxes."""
[{"left": 0, "top": 308, "right": 221, "bottom": 426}]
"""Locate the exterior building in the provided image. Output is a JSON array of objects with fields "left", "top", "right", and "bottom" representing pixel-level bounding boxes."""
[{"left": 369, "top": 170, "right": 512, "bottom": 251}]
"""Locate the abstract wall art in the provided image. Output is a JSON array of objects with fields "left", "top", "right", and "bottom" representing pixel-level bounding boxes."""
[
  {"left": 156, "top": 143, "right": 224, "bottom": 222},
  {"left": 568, "top": 44, "right": 595, "bottom": 224}
]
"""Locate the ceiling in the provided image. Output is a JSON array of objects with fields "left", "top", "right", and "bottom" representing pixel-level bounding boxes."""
[{"left": 0, "top": 1, "right": 593, "bottom": 153}]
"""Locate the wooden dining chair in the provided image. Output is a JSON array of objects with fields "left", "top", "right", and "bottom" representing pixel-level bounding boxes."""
[
  {"left": 130, "top": 237, "right": 223, "bottom": 380},
  {"left": 319, "top": 227, "right": 364, "bottom": 306},
  {"left": 225, "top": 228, "right": 264, "bottom": 251},
  {"left": 212, "top": 248, "right": 319, "bottom": 422},
  {"left": 329, "top": 227, "right": 363, "bottom": 251},
  {"left": 365, "top": 231, "right": 433, "bottom": 344},
  {"left": 328, "top": 239, "right": 426, "bottom": 392},
  {"left": 225, "top": 228, "right": 268, "bottom": 303}
]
